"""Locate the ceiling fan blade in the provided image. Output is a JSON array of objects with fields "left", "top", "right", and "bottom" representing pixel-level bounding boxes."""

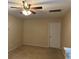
[
  {"left": 49, "top": 9, "right": 61, "bottom": 12},
  {"left": 31, "top": 6, "right": 42, "bottom": 9},
  {"left": 22, "top": 1, "right": 25, "bottom": 3},
  {"left": 30, "top": 10, "right": 36, "bottom": 14},
  {"left": 10, "top": 7, "right": 22, "bottom": 9},
  {"left": 20, "top": 12, "right": 22, "bottom": 14}
]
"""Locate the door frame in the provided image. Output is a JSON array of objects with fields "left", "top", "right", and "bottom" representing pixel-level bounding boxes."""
[{"left": 48, "top": 22, "right": 61, "bottom": 48}]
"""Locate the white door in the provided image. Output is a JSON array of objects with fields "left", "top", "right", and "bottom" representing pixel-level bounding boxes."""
[{"left": 48, "top": 22, "right": 61, "bottom": 48}]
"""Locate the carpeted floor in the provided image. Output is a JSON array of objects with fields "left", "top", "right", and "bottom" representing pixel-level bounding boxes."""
[{"left": 9, "top": 45, "right": 65, "bottom": 59}]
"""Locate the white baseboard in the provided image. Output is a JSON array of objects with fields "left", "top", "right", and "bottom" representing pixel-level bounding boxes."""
[
  {"left": 8, "top": 44, "right": 22, "bottom": 52},
  {"left": 23, "top": 42, "right": 49, "bottom": 48}
]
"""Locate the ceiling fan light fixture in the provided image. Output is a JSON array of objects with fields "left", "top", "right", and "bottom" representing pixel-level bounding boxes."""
[
  {"left": 25, "top": 2, "right": 29, "bottom": 8},
  {"left": 22, "top": 10, "right": 31, "bottom": 16}
]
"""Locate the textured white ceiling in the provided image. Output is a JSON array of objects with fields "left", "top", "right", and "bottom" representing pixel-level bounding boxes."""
[{"left": 8, "top": 0, "right": 71, "bottom": 19}]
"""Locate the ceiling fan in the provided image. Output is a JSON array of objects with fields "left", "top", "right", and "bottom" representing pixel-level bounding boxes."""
[
  {"left": 9, "top": 0, "right": 42, "bottom": 15},
  {"left": 9, "top": 0, "right": 62, "bottom": 16}
]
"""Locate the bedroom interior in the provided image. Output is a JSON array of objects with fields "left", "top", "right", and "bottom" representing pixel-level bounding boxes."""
[{"left": 8, "top": 0, "right": 71, "bottom": 59}]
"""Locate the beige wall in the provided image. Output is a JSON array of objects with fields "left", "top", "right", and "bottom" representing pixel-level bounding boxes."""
[
  {"left": 8, "top": 15, "right": 23, "bottom": 51},
  {"left": 23, "top": 19, "right": 61, "bottom": 47},
  {"left": 61, "top": 11, "right": 71, "bottom": 48},
  {"left": 9, "top": 14, "right": 70, "bottom": 49},
  {"left": 8, "top": 11, "right": 71, "bottom": 50}
]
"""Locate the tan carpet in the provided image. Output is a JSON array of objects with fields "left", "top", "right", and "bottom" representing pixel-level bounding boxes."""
[{"left": 9, "top": 45, "right": 64, "bottom": 59}]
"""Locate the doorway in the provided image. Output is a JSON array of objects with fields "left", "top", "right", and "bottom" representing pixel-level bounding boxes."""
[{"left": 48, "top": 22, "right": 61, "bottom": 48}]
